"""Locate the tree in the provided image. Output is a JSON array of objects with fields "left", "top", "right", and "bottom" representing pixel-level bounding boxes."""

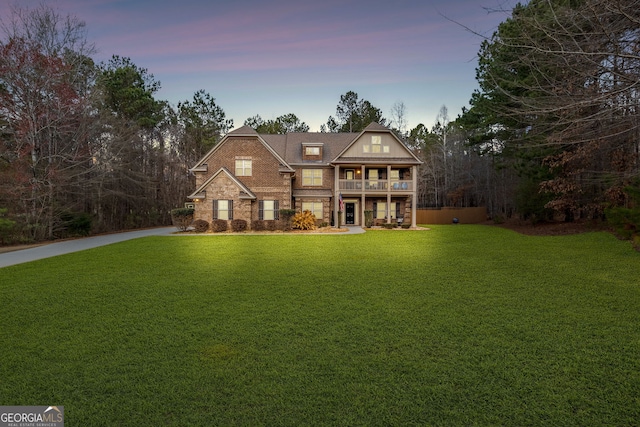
[
  {"left": 469, "top": 0, "right": 640, "bottom": 220},
  {"left": 177, "top": 89, "right": 232, "bottom": 165},
  {"left": 244, "top": 113, "right": 308, "bottom": 134},
  {"left": 0, "top": 4, "right": 97, "bottom": 240},
  {"left": 326, "top": 91, "right": 387, "bottom": 132},
  {"left": 389, "top": 101, "right": 408, "bottom": 138}
]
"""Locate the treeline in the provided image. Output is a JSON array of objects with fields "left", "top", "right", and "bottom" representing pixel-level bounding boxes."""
[
  {"left": 0, "top": 5, "right": 233, "bottom": 243},
  {"left": 1, "top": 1, "right": 638, "bottom": 244}
]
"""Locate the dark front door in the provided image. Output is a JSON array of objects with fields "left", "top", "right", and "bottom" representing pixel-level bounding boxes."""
[{"left": 345, "top": 203, "right": 355, "bottom": 225}]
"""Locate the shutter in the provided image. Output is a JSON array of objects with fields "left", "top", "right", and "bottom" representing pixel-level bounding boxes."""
[
  {"left": 373, "top": 202, "right": 377, "bottom": 219},
  {"left": 274, "top": 201, "right": 280, "bottom": 220},
  {"left": 228, "top": 200, "right": 233, "bottom": 220},
  {"left": 213, "top": 200, "right": 218, "bottom": 220},
  {"left": 259, "top": 200, "right": 264, "bottom": 220}
]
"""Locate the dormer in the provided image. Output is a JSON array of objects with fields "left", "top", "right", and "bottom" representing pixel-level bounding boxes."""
[{"left": 302, "top": 142, "right": 323, "bottom": 161}]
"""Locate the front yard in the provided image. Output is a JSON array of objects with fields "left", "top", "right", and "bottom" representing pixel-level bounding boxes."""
[{"left": 1, "top": 226, "right": 638, "bottom": 425}]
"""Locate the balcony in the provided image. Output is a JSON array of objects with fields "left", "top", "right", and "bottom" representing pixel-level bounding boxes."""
[{"left": 339, "top": 179, "right": 413, "bottom": 192}]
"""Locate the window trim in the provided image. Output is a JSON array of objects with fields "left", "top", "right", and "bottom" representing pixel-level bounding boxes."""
[{"left": 235, "top": 159, "right": 252, "bottom": 176}]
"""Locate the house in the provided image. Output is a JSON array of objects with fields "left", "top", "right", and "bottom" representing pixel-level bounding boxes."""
[{"left": 187, "top": 122, "right": 423, "bottom": 229}]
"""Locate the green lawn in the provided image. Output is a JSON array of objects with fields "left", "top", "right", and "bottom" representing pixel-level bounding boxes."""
[{"left": 1, "top": 226, "right": 639, "bottom": 426}]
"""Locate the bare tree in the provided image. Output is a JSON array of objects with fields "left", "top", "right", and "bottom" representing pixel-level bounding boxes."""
[
  {"left": 390, "top": 101, "right": 408, "bottom": 137},
  {"left": 0, "top": 4, "right": 97, "bottom": 239}
]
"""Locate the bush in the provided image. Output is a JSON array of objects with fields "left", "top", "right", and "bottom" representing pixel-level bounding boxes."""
[
  {"left": 192, "top": 219, "right": 209, "bottom": 232},
  {"left": 0, "top": 208, "right": 16, "bottom": 244},
  {"left": 171, "top": 208, "right": 194, "bottom": 232},
  {"left": 211, "top": 219, "right": 228, "bottom": 232},
  {"left": 252, "top": 220, "right": 265, "bottom": 231},
  {"left": 292, "top": 210, "right": 316, "bottom": 230},
  {"left": 60, "top": 211, "right": 92, "bottom": 237},
  {"left": 231, "top": 219, "right": 247, "bottom": 232},
  {"left": 279, "top": 209, "right": 296, "bottom": 231},
  {"left": 605, "top": 181, "right": 640, "bottom": 245},
  {"left": 401, "top": 223, "right": 411, "bottom": 229},
  {"left": 364, "top": 210, "right": 374, "bottom": 227}
]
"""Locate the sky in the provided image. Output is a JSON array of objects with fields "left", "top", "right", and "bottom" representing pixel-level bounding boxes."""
[{"left": 1, "top": 0, "right": 516, "bottom": 132}]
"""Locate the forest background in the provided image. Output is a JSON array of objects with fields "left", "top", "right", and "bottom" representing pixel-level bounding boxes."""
[{"left": 0, "top": 0, "right": 638, "bottom": 244}]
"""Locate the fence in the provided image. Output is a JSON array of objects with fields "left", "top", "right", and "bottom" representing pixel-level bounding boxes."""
[{"left": 416, "top": 207, "right": 487, "bottom": 224}]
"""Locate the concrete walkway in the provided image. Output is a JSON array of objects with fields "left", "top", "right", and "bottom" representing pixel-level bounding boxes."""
[{"left": 0, "top": 226, "right": 365, "bottom": 268}]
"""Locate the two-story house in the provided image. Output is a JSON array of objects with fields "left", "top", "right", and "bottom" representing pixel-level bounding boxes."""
[{"left": 187, "top": 122, "right": 422, "bottom": 229}]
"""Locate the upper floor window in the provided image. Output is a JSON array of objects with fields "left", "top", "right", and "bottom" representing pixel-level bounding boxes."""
[
  {"left": 363, "top": 135, "right": 389, "bottom": 154},
  {"left": 371, "top": 136, "right": 382, "bottom": 153},
  {"left": 302, "top": 169, "right": 323, "bottom": 186},
  {"left": 235, "top": 159, "right": 252, "bottom": 176},
  {"left": 305, "top": 146, "right": 320, "bottom": 155}
]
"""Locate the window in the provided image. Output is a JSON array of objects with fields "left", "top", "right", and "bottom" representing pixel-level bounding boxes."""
[
  {"left": 259, "top": 200, "right": 279, "bottom": 220},
  {"left": 373, "top": 202, "right": 398, "bottom": 220},
  {"left": 390, "top": 170, "right": 400, "bottom": 181},
  {"left": 302, "top": 202, "right": 323, "bottom": 219},
  {"left": 235, "top": 159, "right": 252, "bottom": 176},
  {"left": 345, "top": 170, "right": 355, "bottom": 180},
  {"left": 305, "top": 146, "right": 320, "bottom": 155},
  {"left": 302, "top": 169, "right": 323, "bottom": 186},
  {"left": 213, "top": 200, "right": 233, "bottom": 220},
  {"left": 371, "top": 135, "right": 381, "bottom": 153}
]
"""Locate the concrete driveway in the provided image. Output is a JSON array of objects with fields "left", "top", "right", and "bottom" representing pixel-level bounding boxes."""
[
  {"left": 0, "top": 227, "right": 176, "bottom": 268},
  {"left": 0, "top": 226, "right": 365, "bottom": 268}
]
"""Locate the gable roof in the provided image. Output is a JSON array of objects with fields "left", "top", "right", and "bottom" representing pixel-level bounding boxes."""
[
  {"left": 191, "top": 126, "right": 294, "bottom": 172},
  {"left": 331, "top": 123, "right": 422, "bottom": 164},
  {"left": 188, "top": 167, "right": 257, "bottom": 200},
  {"left": 189, "top": 122, "right": 421, "bottom": 171}
]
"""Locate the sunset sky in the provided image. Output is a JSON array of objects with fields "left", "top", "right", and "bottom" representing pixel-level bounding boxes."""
[{"left": 1, "top": 0, "right": 515, "bottom": 131}]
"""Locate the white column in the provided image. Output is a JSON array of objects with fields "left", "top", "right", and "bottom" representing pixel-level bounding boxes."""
[
  {"left": 411, "top": 165, "right": 418, "bottom": 227},
  {"left": 334, "top": 165, "right": 340, "bottom": 227}
]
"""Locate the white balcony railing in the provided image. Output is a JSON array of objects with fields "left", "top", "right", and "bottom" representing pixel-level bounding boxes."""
[{"left": 339, "top": 180, "right": 413, "bottom": 192}]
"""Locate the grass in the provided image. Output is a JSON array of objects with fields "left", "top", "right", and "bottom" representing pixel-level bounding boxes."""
[{"left": 1, "top": 225, "right": 639, "bottom": 426}]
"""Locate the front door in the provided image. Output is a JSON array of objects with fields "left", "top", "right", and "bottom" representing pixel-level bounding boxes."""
[{"left": 345, "top": 203, "right": 355, "bottom": 225}]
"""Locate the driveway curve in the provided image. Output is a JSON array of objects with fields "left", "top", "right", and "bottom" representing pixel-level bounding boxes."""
[
  {"left": 0, "top": 226, "right": 365, "bottom": 268},
  {"left": 0, "top": 227, "right": 175, "bottom": 268}
]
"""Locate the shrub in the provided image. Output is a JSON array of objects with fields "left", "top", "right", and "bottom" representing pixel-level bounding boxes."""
[
  {"left": 60, "top": 211, "right": 92, "bottom": 237},
  {"left": 0, "top": 208, "right": 16, "bottom": 244},
  {"left": 171, "top": 208, "right": 194, "bottom": 232},
  {"left": 292, "top": 210, "right": 316, "bottom": 230},
  {"left": 364, "top": 210, "right": 374, "bottom": 227},
  {"left": 211, "top": 219, "right": 228, "bottom": 232},
  {"left": 605, "top": 181, "right": 640, "bottom": 244},
  {"left": 192, "top": 219, "right": 209, "bottom": 233},
  {"left": 279, "top": 209, "right": 296, "bottom": 231},
  {"left": 401, "top": 223, "right": 411, "bottom": 229},
  {"left": 231, "top": 219, "right": 247, "bottom": 232},
  {"left": 252, "top": 220, "right": 265, "bottom": 231},
  {"left": 267, "top": 220, "right": 281, "bottom": 231},
  {"left": 320, "top": 222, "right": 329, "bottom": 228}
]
